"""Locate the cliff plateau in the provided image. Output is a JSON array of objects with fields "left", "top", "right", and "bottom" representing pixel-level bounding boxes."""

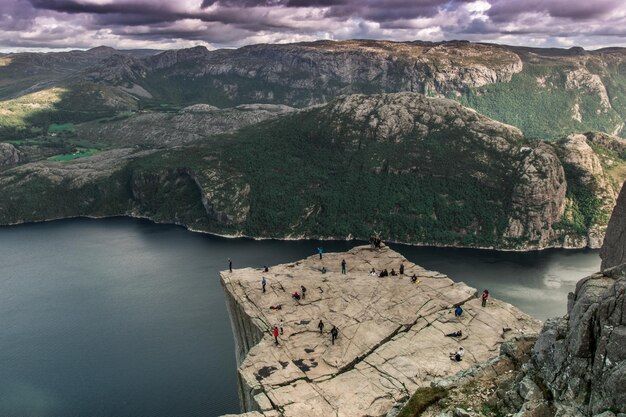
[{"left": 220, "top": 245, "right": 541, "bottom": 417}]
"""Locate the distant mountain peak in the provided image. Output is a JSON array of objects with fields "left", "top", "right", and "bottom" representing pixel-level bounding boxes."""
[{"left": 87, "top": 46, "right": 117, "bottom": 55}]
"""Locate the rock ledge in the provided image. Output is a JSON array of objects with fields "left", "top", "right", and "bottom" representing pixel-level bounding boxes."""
[{"left": 220, "top": 245, "right": 541, "bottom": 417}]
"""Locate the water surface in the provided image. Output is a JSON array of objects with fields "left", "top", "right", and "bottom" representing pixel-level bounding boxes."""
[{"left": 0, "top": 218, "right": 601, "bottom": 417}]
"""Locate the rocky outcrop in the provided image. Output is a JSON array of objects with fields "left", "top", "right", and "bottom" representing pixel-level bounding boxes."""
[
  {"left": 555, "top": 134, "right": 620, "bottom": 248},
  {"left": 585, "top": 132, "right": 626, "bottom": 155},
  {"left": 601, "top": 183, "right": 626, "bottom": 270},
  {"left": 504, "top": 143, "right": 567, "bottom": 247},
  {"left": 85, "top": 40, "right": 523, "bottom": 107},
  {"left": 565, "top": 68, "right": 612, "bottom": 110},
  {"left": 0, "top": 143, "right": 20, "bottom": 167},
  {"left": 491, "top": 265, "right": 626, "bottom": 417},
  {"left": 220, "top": 245, "right": 541, "bottom": 417}
]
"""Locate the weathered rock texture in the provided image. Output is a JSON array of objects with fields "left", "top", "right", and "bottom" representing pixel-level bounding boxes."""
[
  {"left": 492, "top": 264, "right": 626, "bottom": 417},
  {"left": 220, "top": 245, "right": 541, "bottom": 417},
  {"left": 0, "top": 143, "right": 20, "bottom": 167},
  {"left": 601, "top": 182, "right": 626, "bottom": 270}
]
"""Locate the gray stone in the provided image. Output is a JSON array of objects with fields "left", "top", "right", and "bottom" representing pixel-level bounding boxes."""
[
  {"left": 222, "top": 245, "right": 541, "bottom": 417},
  {"left": 601, "top": 182, "right": 626, "bottom": 270}
]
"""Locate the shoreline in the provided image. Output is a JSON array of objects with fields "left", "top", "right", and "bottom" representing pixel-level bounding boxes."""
[{"left": 0, "top": 213, "right": 600, "bottom": 253}]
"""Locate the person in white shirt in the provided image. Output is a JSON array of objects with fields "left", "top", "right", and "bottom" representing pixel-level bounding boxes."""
[{"left": 449, "top": 346, "right": 464, "bottom": 361}]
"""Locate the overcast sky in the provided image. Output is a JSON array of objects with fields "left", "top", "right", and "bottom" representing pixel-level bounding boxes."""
[{"left": 1, "top": 0, "right": 626, "bottom": 52}]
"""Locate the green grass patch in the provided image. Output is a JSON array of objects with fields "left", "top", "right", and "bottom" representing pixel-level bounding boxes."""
[
  {"left": 48, "top": 123, "right": 75, "bottom": 133},
  {"left": 397, "top": 386, "right": 448, "bottom": 417},
  {"left": 48, "top": 147, "right": 100, "bottom": 162}
]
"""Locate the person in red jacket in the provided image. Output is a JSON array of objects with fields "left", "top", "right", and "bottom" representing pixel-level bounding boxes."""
[
  {"left": 481, "top": 290, "right": 489, "bottom": 307},
  {"left": 273, "top": 326, "right": 279, "bottom": 345}
]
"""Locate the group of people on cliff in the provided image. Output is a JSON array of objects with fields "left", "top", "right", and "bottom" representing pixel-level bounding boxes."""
[{"left": 234, "top": 249, "right": 491, "bottom": 360}]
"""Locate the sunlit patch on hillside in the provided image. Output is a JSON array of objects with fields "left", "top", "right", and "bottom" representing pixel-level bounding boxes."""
[
  {"left": 0, "top": 87, "right": 68, "bottom": 127},
  {"left": 0, "top": 57, "right": 13, "bottom": 67}
]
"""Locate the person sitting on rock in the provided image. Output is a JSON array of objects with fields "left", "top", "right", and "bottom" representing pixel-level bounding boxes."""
[
  {"left": 264, "top": 266, "right": 269, "bottom": 272},
  {"left": 320, "top": 266, "right": 327, "bottom": 274},
  {"left": 446, "top": 330, "right": 463, "bottom": 338},
  {"left": 379, "top": 269, "right": 388, "bottom": 278},
  {"left": 390, "top": 268, "right": 397, "bottom": 276},
  {"left": 411, "top": 274, "right": 418, "bottom": 283},
  {"left": 449, "top": 347, "right": 464, "bottom": 361},
  {"left": 370, "top": 268, "right": 377, "bottom": 277},
  {"left": 454, "top": 305, "right": 463, "bottom": 317},
  {"left": 269, "top": 304, "right": 282, "bottom": 310},
  {"left": 399, "top": 263, "right": 405, "bottom": 275},
  {"left": 292, "top": 291, "right": 301, "bottom": 301}
]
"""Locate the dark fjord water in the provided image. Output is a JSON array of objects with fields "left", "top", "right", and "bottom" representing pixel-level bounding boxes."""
[{"left": 0, "top": 218, "right": 601, "bottom": 417}]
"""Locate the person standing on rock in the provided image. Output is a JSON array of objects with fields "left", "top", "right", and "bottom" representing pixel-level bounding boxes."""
[
  {"left": 330, "top": 325, "right": 338, "bottom": 345},
  {"left": 301, "top": 285, "right": 307, "bottom": 300},
  {"left": 273, "top": 326, "right": 279, "bottom": 345},
  {"left": 341, "top": 259, "right": 346, "bottom": 274},
  {"left": 318, "top": 320, "right": 324, "bottom": 334},
  {"left": 262, "top": 276, "right": 267, "bottom": 293},
  {"left": 279, "top": 318, "right": 284, "bottom": 335},
  {"left": 317, "top": 247, "right": 324, "bottom": 259},
  {"left": 228, "top": 258, "right": 232, "bottom": 273},
  {"left": 482, "top": 290, "right": 489, "bottom": 307},
  {"left": 399, "top": 263, "right": 405, "bottom": 275}
]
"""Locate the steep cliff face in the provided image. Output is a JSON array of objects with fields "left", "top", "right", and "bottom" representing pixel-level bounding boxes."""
[
  {"left": 504, "top": 143, "right": 567, "bottom": 247},
  {"left": 85, "top": 40, "right": 523, "bottom": 108},
  {"left": 485, "top": 185, "right": 626, "bottom": 417},
  {"left": 490, "top": 265, "right": 626, "bottom": 417},
  {"left": 220, "top": 245, "right": 541, "bottom": 417},
  {"left": 601, "top": 183, "right": 626, "bottom": 270}
]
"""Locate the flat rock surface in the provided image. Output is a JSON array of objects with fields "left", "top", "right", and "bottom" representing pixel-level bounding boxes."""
[{"left": 221, "top": 245, "right": 541, "bottom": 417}]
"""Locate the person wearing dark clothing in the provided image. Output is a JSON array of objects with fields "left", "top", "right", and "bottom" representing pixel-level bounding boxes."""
[
  {"left": 369, "top": 236, "right": 375, "bottom": 249},
  {"left": 390, "top": 269, "right": 397, "bottom": 276},
  {"left": 273, "top": 326, "right": 279, "bottom": 345},
  {"left": 411, "top": 274, "right": 418, "bottom": 283},
  {"left": 280, "top": 319, "right": 284, "bottom": 335},
  {"left": 292, "top": 291, "right": 301, "bottom": 301},
  {"left": 481, "top": 290, "right": 489, "bottom": 307},
  {"left": 454, "top": 305, "right": 463, "bottom": 317},
  {"left": 341, "top": 259, "right": 346, "bottom": 274},
  {"left": 262, "top": 276, "right": 267, "bottom": 293},
  {"left": 449, "top": 347, "right": 464, "bottom": 361},
  {"left": 301, "top": 285, "right": 307, "bottom": 300},
  {"left": 318, "top": 320, "right": 324, "bottom": 334},
  {"left": 399, "top": 263, "right": 405, "bottom": 275},
  {"left": 264, "top": 266, "right": 269, "bottom": 272},
  {"left": 330, "top": 326, "right": 338, "bottom": 345},
  {"left": 446, "top": 330, "right": 463, "bottom": 338},
  {"left": 317, "top": 247, "right": 324, "bottom": 259},
  {"left": 379, "top": 269, "right": 388, "bottom": 277},
  {"left": 229, "top": 258, "right": 232, "bottom": 273}
]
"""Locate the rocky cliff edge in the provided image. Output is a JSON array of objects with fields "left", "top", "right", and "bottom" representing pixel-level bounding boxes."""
[{"left": 220, "top": 245, "right": 541, "bottom": 417}]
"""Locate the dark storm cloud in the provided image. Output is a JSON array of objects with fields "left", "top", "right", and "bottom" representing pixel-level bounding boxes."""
[
  {"left": 487, "top": 0, "right": 623, "bottom": 22},
  {"left": 1, "top": 0, "right": 625, "bottom": 50}
]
